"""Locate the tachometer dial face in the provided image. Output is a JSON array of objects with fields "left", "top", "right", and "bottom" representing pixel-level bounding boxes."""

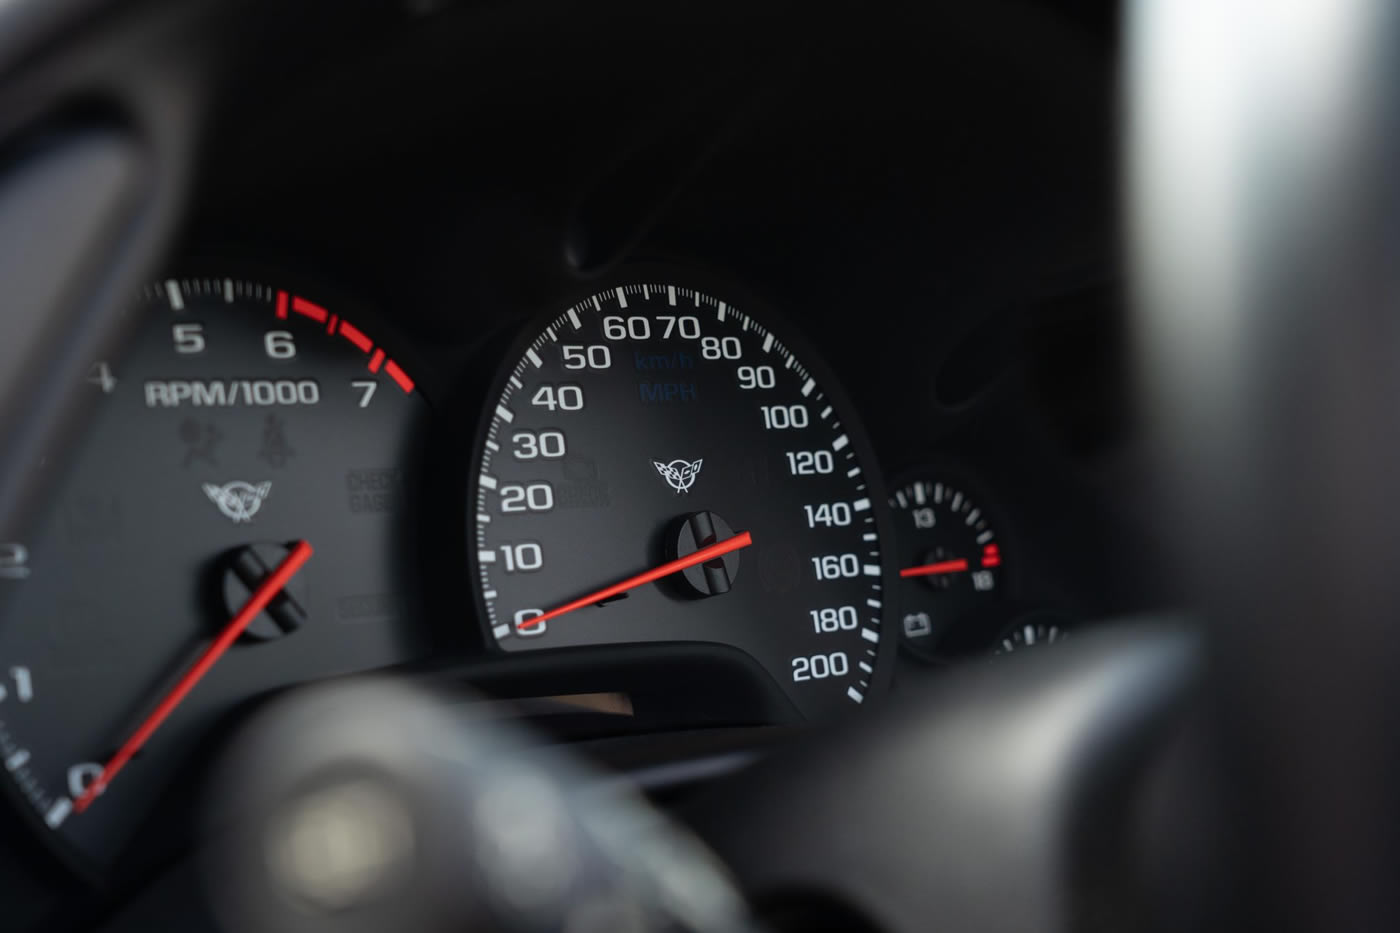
[
  {"left": 888, "top": 476, "right": 1005, "bottom": 657},
  {"left": 0, "top": 276, "right": 430, "bottom": 873},
  {"left": 471, "top": 282, "right": 895, "bottom": 720}
]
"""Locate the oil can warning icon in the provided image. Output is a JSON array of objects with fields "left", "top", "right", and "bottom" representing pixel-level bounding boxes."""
[{"left": 202, "top": 481, "right": 272, "bottom": 523}]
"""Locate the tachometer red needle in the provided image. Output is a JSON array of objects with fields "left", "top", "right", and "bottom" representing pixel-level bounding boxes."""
[
  {"left": 899, "top": 558, "right": 969, "bottom": 578},
  {"left": 73, "top": 539, "right": 314, "bottom": 813},
  {"left": 519, "top": 531, "right": 753, "bottom": 630}
]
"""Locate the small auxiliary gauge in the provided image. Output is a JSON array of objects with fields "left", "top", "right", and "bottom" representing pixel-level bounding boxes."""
[
  {"left": 994, "top": 613, "right": 1069, "bottom": 655},
  {"left": 887, "top": 474, "right": 1006, "bottom": 658}
]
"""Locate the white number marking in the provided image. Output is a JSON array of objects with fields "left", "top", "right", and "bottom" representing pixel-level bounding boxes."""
[
  {"left": 500, "top": 483, "right": 554, "bottom": 513},
  {"left": 511, "top": 430, "right": 567, "bottom": 460},
  {"left": 499, "top": 542, "right": 543, "bottom": 572},
  {"left": 530, "top": 384, "right": 585, "bottom": 411},
  {"left": 792, "top": 652, "right": 849, "bottom": 682},
  {"left": 514, "top": 608, "right": 547, "bottom": 637},
  {"left": 701, "top": 336, "right": 742, "bottom": 360},
  {"left": 264, "top": 330, "right": 296, "bottom": 360},
  {"left": 804, "top": 502, "right": 853, "bottom": 528},
  {"left": 736, "top": 365, "right": 776, "bottom": 390},
  {"left": 810, "top": 606, "right": 859, "bottom": 633},
  {"left": 786, "top": 450, "right": 834, "bottom": 475},
  {"left": 761, "top": 404, "right": 808, "bottom": 430},
  {"left": 352, "top": 380, "right": 377, "bottom": 408},
  {"left": 172, "top": 323, "right": 205, "bottom": 354},
  {"left": 562, "top": 345, "right": 612, "bottom": 369},
  {"left": 811, "top": 553, "right": 860, "bottom": 580}
]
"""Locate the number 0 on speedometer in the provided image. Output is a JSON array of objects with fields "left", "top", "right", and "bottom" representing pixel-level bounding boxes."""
[{"left": 470, "top": 282, "right": 895, "bottom": 718}]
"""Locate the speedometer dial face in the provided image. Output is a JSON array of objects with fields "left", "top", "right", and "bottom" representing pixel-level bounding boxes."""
[
  {"left": 0, "top": 276, "right": 430, "bottom": 873},
  {"left": 471, "top": 282, "right": 894, "bottom": 720}
]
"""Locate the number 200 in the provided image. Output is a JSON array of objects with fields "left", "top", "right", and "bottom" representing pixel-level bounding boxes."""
[{"left": 792, "top": 652, "right": 849, "bottom": 682}]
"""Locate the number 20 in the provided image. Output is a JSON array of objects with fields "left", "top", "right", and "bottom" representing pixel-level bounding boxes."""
[{"left": 500, "top": 483, "right": 554, "bottom": 513}]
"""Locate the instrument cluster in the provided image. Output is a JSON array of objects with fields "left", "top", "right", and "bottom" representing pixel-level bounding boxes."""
[{"left": 0, "top": 259, "right": 1122, "bottom": 880}]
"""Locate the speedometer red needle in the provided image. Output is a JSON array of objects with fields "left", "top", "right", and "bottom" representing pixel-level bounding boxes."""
[
  {"left": 73, "top": 540, "right": 314, "bottom": 813},
  {"left": 900, "top": 558, "right": 969, "bottom": 578},
  {"left": 518, "top": 531, "right": 753, "bottom": 631}
]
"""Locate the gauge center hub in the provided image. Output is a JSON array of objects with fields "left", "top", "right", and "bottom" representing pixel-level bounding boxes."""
[{"left": 671, "top": 511, "right": 741, "bottom": 597}]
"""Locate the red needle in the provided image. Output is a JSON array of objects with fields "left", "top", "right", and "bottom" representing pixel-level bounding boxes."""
[
  {"left": 900, "top": 558, "right": 969, "bottom": 578},
  {"left": 519, "top": 531, "right": 753, "bottom": 631},
  {"left": 73, "top": 540, "right": 314, "bottom": 813}
]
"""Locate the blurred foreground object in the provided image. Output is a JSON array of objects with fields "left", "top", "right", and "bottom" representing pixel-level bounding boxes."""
[
  {"left": 202, "top": 679, "right": 755, "bottom": 933},
  {"left": 1130, "top": 0, "right": 1400, "bottom": 929}
]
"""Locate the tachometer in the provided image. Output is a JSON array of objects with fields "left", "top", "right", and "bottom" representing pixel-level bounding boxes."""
[
  {"left": 470, "top": 281, "right": 895, "bottom": 720},
  {"left": 0, "top": 275, "right": 430, "bottom": 874}
]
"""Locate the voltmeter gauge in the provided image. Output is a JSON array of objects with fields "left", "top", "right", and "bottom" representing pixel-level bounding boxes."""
[{"left": 887, "top": 474, "right": 1006, "bottom": 658}]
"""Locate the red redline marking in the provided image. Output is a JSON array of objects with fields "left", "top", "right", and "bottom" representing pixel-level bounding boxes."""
[
  {"left": 384, "top": 359, "right": 414, "bottom": 393},
  {"left": 337, "top": 320, "right": 373, "bottom": 353},
  {"left": 273, "top": 292, "right": 401, "bottom": 383},
  {"left": 291, "top": 296, "right": 328, "bottom": 323},
  {"left": 73, "top": 541, "right": 314, "bottom": 813}
]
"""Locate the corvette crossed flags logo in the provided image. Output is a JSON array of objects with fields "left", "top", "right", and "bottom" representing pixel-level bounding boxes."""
[{"left": 653, "top": 458, "right": 703, "bottom": 494}]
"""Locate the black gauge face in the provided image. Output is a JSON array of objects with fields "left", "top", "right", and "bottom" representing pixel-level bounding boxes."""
[
  {"left": 0, "top": 277, "right": 430, "bottom": 872},
  {"left": 887, "top": 476, "right": 1005, "bottom": 657},
  {"left": 471, "top": 282, "right": 895, "bottom": 719}
]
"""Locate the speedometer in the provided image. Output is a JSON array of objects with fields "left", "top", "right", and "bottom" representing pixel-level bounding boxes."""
[{"left": 470, "top": 281, "right": 895, "bottom": 719}]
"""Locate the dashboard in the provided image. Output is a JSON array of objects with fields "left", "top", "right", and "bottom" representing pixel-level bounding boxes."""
[{"left": 0, "top": 1, "right": 1152, "bottom": 929}]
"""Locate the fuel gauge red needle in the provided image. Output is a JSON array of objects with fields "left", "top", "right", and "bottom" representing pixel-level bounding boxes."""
[
  {"left": 519, "top": 531, "right": 753, "bottom": 631},
  {"left": 899, "top": 558, "right": 969, "bottom": 578},
  {"left": 73, "top": 539, "right": 314, "bottom": 813}
]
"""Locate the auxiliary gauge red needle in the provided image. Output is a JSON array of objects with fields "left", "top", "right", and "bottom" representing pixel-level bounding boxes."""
[
  {"left": 900, "top": 558, "right": 969, "bottom": 578},
  {"left": 518, "top": 531, "right": 753, "bottom": 631},
  {"left": 73, "top": 539, "right": 314, "bottom": 813}
]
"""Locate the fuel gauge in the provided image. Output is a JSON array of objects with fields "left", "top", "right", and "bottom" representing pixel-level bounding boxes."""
[{"left": 888, "top": 474, "right": 1007, "bottom": 659}]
